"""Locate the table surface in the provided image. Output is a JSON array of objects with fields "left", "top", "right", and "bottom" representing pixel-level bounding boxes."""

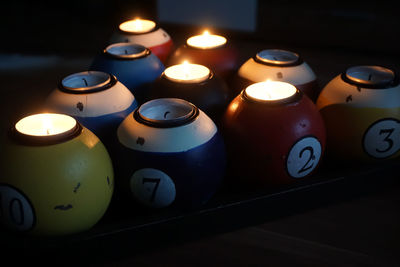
[{"left": 1, "top": 34, "right": 400, "bottom": 266}]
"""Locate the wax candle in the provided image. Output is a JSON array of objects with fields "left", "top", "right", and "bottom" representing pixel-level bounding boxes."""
[
  {"left": 46, "top": 71, "right": 137, "bottom": 149},
  {"left": 90, "top": 43, "right": 164, "bottom": 103},
  {"left": 167, "top": 30, "right": 239, "bottom": 79},
  {"left": 223, "top": 81, "right": 326, "bottom": 187},
  {"left": 236, "top": 49, "right": 319, "bottom": 101},
  {"left": 116, "top": 98, "right": 226, "bottom": 209},
  {"left": 119, "top": 18, "right": 156, "bottom": 34},
  {"left": 317, "top": 65, "right": 400, "bottom": 162},
  {"left": 110, "top": 18, "right": 174, "bottom": 63},
  {"left": 244, "top": 80, "right": 297, "bottom": 101},
  {"left": 164, "top": 61, "right": 210, "bottom": 83},
  {"left": 0, "top": 113, "right": 114, "bottom": 235},
  {"left": 186, "top": 30, "right": 227, "bottom": 49},
  {"left": 15, "top": 113, "right": 77, "bottom": 138},
  {"left": 149, "top": 61, "right": 229, "bottom": 122}
]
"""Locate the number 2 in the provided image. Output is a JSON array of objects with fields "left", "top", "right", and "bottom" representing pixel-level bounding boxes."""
[{"left": 298, "top": 146, "right": 315, "bottom": 174}]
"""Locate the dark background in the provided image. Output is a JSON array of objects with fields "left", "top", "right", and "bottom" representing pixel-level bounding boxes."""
[
  {"left": 1, "top": 1, "right": 400, "bottom": 266},
  {"left": 1, "top": 1, "right": 399, "bottom": 56}
]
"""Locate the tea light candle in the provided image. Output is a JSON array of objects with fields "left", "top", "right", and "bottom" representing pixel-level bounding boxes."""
[
  {"left": 0, "top": 113, "right": 114, "bottom": 235},
  {"left": 110, "top": 18, "right": 174, "bottom": 63},
  {"left": 168, "top": 30, "right": 239, "bottom": 79},
  {"left": 15, "top": 113, "right": 77, "bottom": 138},
  {"left": 119, "top": 18, "right": 156, "bottom": 34},
  {"left": 223, "top": 81, "right": 326, "bottom": 187},
  {"left": 317, "top": 65, "right": 400, "bottom": 162},
  {"left": 116, "top": 98, "right": 226, "bottom": 209},
  {"left": 46, "top": 70, "right": 137, "bottom": 149},
  {"left": 164, "top": 61, "right": 210, "bottom": 83},
  {"left": 236, "top": 49, "right": 319, "bottom": 101},
  {"left": 90, "top": 43, "right": 164, "bottom": 103},
  {"left": 187, "top": 30, "right": 227, "bottom": 49},
  {"left": 245, "top": 81, "right": 297, "bottom": 101},
  {"left": 149, "top": 62, "right": 229, "bottom": 122}
]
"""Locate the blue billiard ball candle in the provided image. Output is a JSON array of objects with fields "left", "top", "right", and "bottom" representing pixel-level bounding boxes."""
[
  {"left": 90, "top": 43, "right": 165, "bottom": 103},
  {"left": 46, "top": 71, "right": 137, "bottom": 149},
  {"left": 116, "top": 98, "right": 226, "bottom": 209}
]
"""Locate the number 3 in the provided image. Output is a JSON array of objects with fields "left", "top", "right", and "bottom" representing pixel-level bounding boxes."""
[{"left": 363, "top": 118, "right": 400, "bottom": 159}]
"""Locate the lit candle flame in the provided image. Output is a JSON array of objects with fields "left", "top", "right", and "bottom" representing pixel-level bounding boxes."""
[
  {"left": 203, "top": 30, "right": 210, "bottom": 36},
  {"left": 133, "top": 18, "right": 143, "bottom": 31},
  {"left": 183, "top": 60, "right": 190, "bottom": 79},
  {"left": 42, "top": 114, "right": 53, "bottom": 135}
]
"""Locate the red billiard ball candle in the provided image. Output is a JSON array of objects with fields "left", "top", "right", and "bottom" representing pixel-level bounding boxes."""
[
  {"left": 316, "top": 65, "right": 400, "bottom": 162},
  {"left": 0, "top": 113, "right": 114, "bottom": 236},
  {"left": 110, "top": 18, "right": 174, "bottom": 63},
  {"left": 223, "top": 81, "right": 326, "bottom": 187},
  {"left": 236, "top": 49, "right": 319, "bottom": 101},
  {"left": 168, "top": 30, "right": 239, "bottom": 79},
  {"left": 149, "top": 61, "right": 229, "bottom": 122}
]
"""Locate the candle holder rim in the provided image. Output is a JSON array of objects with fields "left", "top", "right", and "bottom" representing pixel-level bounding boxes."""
[
  {"left": 58, "top": 71, "right": 117, "bottom": 94},
  {"left": 341, "top": 65, "right": 399, "bottom": 89},
  {"left": 253, "top": 49, "right": 303, "bottom": 67},
  {"left": 104, "top": 43, "right": 151, "bottom": 60},
  {"left": 134, "top": 98, "right": 199, "bottom": 128}
]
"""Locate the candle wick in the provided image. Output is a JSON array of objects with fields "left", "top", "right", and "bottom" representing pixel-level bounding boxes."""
[
  {"left": 368, "top": 74, "right": 372, "bottom": 81},
  {"left": 82, "top": 78, "right": 88, "bottom": 86},
  {"left": 125, "top": 49, "right": 128, "bottom": 55},
  {"left": 46, "top": 129, "right": 50, "bottom": 135}
]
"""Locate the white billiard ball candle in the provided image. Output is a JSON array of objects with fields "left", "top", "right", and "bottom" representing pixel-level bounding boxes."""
[
  {"left": 245, "top": 81, "right": 297, "bottom": 101},
  {"left": 187, "top": 30, "right": 227, "bottom": 49},
  {"left": 119, "top": 18, "right": 156, "bottom": 34},
  {"left": 164, "top": 61, "right": 210, "bottom": 83}
]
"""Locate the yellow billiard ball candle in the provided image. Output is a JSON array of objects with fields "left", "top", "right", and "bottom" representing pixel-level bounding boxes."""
[
  {"left": 0, "top": 113, "right": 114, "bottom": 236},
  {"left": 316, "top": 65, "right": 400, "bottom": 161}
]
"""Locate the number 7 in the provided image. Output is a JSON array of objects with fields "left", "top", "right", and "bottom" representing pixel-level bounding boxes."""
[{"left": 142, "top": 177, "right": 161, "bottom": 202}]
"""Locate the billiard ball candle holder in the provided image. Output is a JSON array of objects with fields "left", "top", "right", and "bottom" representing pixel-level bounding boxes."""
[
  {"left": 316, "top": 65, "right": 400, "bottom": 162},
  {"left": 45, "top": 70, "right": 137, "bottom": 150},
  {"left": 149, "top": 61, "right": 229, "bottom": 123},
  {"left": 90, "top": 43, "right": 165, "bottom": 103},
  {"left": 0, "top": 113, "right": 114, "bottom": 236},
  {"left": 222, "top": 81, "right": 326, "bottom": 187},
  {"left": 168, "top": 30, "right": 239, "bottom": 80},
  {"left": 115, "top": 98, "right": 226, "bottom": 209},
  {"left": 236, "top": 49, "right": 319, "bottom": 101},
  {"left": 110, "top": 18, "right": 174, "bottom": 63}
]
